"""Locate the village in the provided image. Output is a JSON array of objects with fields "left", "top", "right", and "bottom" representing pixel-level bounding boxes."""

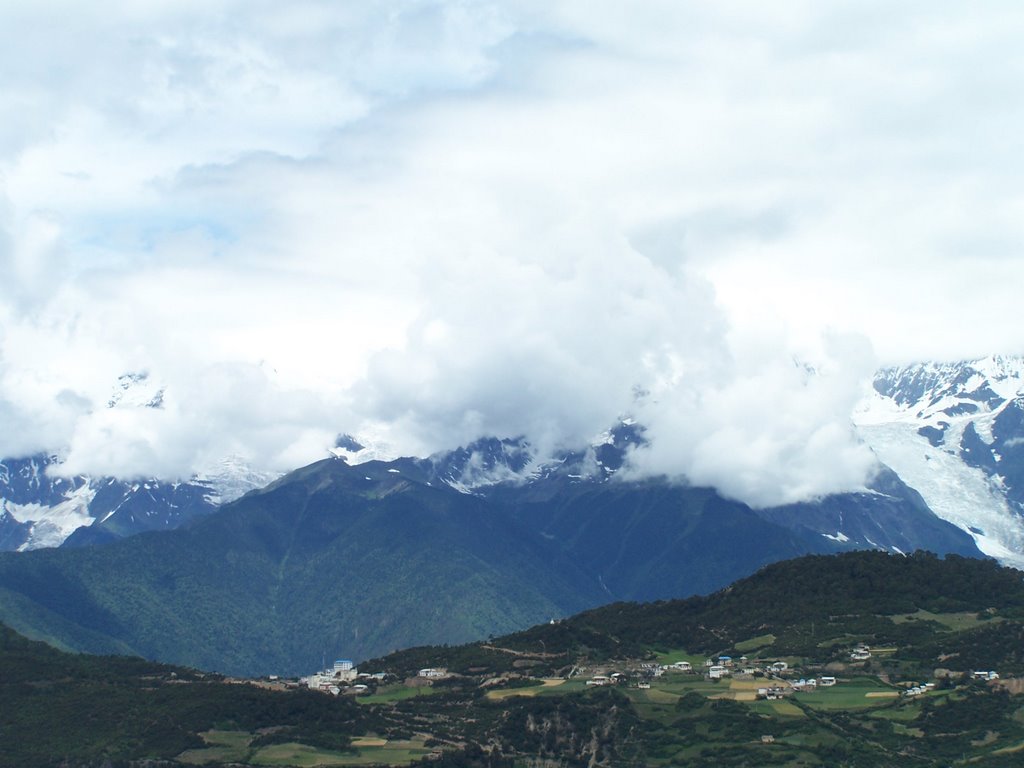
[{"left": 282, "top": 640, "right": 1002, "bottom": 708}]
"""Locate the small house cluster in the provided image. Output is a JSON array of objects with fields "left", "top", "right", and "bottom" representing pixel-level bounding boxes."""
[
  {"left": 903, "top": 682, "right": 936, "bottom": 697},
  {"left": 300, "top": 658, "right": 385, "bottom": 696},
  {"left": 586, "top": 673, "right": 626, "bottom": 687},
  {"left": 849, "top": 644, "right": 871, "bottom": 661},
  {"left": 418, "top": 667, "right": 448, "bottom": 679}
]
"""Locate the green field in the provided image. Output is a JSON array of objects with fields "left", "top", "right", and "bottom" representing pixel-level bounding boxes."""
[
  {"left": 795, "top": 677, "right": 898, "bottom": 710},
  {"left": 179, "top": 733, "right": 432, "bottom": 767},
  {"left": 178, "top": 730, "right": 254, "bottom": 764},
  {"left": 891, "top": 609, "right": 998, "bottom": 632},
  {"left": 734, "top": 633, "right": 777, "bottom": 653},
  {"left": 252, "top": 740, "right": 430, "bottom": 766},
  {"left": 653, "top": 648, "right": 706, "bottom": 666},
  {"left": 356, "top": 684, "right": 442, "bottom": 704}
]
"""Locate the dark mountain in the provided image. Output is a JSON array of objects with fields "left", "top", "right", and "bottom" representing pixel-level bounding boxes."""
[
  {"left": 370, "top": 549, "right": 1024, "bottom": 677},
  {"left": 486, "top": 477, "right": 833, "bottom": 600},
  {"left": 423, "top": 423, "right": 982, "bottom": 566},
  {"left": 754, "top": 466, "right": 981, "bottom": 557},
  {"left": 0, "top": 457, "right": 606, "bottom": 675},
  {"left": 0, "top": 444, "right": 984, "bottom": 677},
  {"left": 0, "top": 622, "right": 374, "bottom": 768}
]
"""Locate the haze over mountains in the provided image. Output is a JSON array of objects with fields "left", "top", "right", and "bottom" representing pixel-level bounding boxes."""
[
  {"left": 3, "top": 355, "right": 1022, "bottom": 559},
  {"left": 0, "top": 355, "right": 1020, "bottom": 676}
]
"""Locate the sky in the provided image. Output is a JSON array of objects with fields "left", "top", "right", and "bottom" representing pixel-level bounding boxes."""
[{"left": 1, "top": 1, "right": 1023, "bottom": 506}]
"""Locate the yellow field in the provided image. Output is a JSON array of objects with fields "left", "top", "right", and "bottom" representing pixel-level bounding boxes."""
[{"left": 485, "top": 678, "right": 565, "bottom": 700}]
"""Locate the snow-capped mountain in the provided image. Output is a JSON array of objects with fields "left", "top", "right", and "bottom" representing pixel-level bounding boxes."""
[
  {"left": 8, "top": 357, "right": 1024, "bottom": 565},
  {"left": 0, "top": 372, "right": 278, "bottom": 551},
  {"left": 423, "top": 420, "right": 647, "bottom": 492},
  {"left": 417, "top": 421, "right": 980, "bottom": 560},
  {"left": 0, "top": 452, "right": 284, "bottom": 552},
  {"left": 855, "top": 355, "right": 1024, "bottom": 567},
  {"left": 0, "top": 454, "right": 212, "bottom": 550}
]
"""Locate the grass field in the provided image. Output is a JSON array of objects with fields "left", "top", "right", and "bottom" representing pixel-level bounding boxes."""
[
  {"left": 486, "top": 678, "right": 566, "bottom": 700},
  {"left": 795, "top": 678, "right": 897, "bottom": 710},
  {"left": 356, "top": 684, "right": 443, "bottom": 704},
  {"left": 250, "top": 739, "right": 430, "bottom": 766},
  {"left": 177, "top": 730, "right": 253, "bottom": 764},
  {"left": 537, "top": 679, "right": 589, "bottom": 696},
  {"left": 890, "top": 610, "right": 995, "bottom": 631},
  {"left": 734, "top": 633, "right": 776, "bottom": 653},
  {"left": 653, "top": 648, "right": 705, "bottom": 666},
  {"left": 748, "top": 699, "right": 804, "bottom": 717},
  {"left": 177, "top": 730, "right": 432, "bottom": 767}
]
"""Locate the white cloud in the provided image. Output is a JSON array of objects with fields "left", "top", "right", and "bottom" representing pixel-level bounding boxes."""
[{"left": 0, "top": 2, "right": 1022, "bottom": 503}]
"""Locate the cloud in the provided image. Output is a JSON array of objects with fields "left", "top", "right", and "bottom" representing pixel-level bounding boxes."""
[
  {"left": 0, "top": 2, "right": 1021, "bottom": 504},
  {"left": 624, "top": 332, "right": 878, "bottom": 507}
]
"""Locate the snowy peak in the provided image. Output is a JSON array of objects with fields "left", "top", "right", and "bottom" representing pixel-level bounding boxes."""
[
  {"left": 429, "top": 436, "right": 535, "bottom": 492},
  {"left": 425, "top": 420, "right": 648, "bottom": 493},
  {"left": 856, "top": 354, "right": 1024, "bottom": 567},
  {"left": 108, "top": 371, "right": 166, "bottom": 410},
  {"left": 0, "top": 453, "right": 224, "bottom": 551},
  {"left": 871, "top": 355, "right": 1024, "bottom": 416}
]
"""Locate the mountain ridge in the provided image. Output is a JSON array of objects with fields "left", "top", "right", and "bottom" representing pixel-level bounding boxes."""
[{"left": 0, "top": 451, "right": 981, "bottom": 676}]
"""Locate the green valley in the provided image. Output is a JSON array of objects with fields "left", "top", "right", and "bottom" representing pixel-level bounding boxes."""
[{"left": 6, "top": 550, "right": 1024, "bottom": 766}]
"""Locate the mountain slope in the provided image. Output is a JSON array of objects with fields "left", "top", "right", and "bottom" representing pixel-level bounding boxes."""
[
  {"left": 754, "top": 466, "right": 982, "bottom": 558},
  {"left": 426, "top": 427, "right": 982, "bottom": 567},
  {"left": 0, "top": 447, "right": 984, "bottom": 677},
  {"left": 488, "top": 478, "right": 837, "bottom": 601},
  {"left": 0, "top": 457, "right": 608, "bottom": 675},
  {"left": 9, "top": 550, "right": 1024, "bottom": 768}
]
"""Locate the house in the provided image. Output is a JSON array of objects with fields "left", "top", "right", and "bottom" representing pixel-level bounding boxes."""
[
  {"left": 819, "top": 676, "right": 837, "bottom": 687},
  {"left": 850, "top": 644, "right": 872, "bottom": 661},
  {"left": 418, "top": 668, "right": 448, "bottom": 679},
  {"left": 586, "top": 675, "right": 612, "bottom": 686},
  {"left": 757, "top": 686, "right": 789, "bottom": 700},
  {"left": 769, "top": 661, "right": 788, "bottom": 673},
  {"left": 760, "top": 735, "right": 775, "bottom": 744},
  {"left": 973, "top": 670, "right": 1000, "bottom": 681},
  {"left": 708, "top": 665, "right": 728, "bottom": 679},
  {"left": 333, "top": 659, "right": 358, "bottom": 682},
  {"left": 672, "top": 661, "right": 693, "bottom": 672}
]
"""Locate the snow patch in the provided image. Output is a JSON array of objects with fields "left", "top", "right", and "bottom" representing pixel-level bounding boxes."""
[
  {"left": 856, "top": 421, "right": 1024, "bottom": 568},
  {"left": 3, "top": 484, "right": 97, "bottom": 550}
]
